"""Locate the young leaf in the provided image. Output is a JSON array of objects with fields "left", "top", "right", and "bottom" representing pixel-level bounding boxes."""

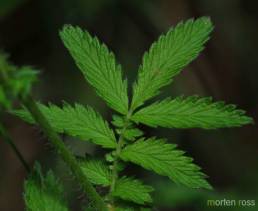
[
  {"left": 120, "top": 138, "right": 212, "bottom": 190},
  {"left": 0, "top": 52, "right": 38, "bottom": 106},
  {"left": 131, "top": 17, "right": 213, "bottom": 110},
  {"left": 60, "top": 25, "right": 128, "bottom": 114},
  {"left": 9, "top": 66, "right": 38, "bottom": 97},
  {"left": 123, "top": 128, "right": 143, "bottom": 141},
  {"left": 111, "top": 114, "right": 125, "bottom": 128},
  {"left": 132, "top": 96, "right": 253, "bottom": 129},
  {"left": 24, "top": 162, "right": 68, "bottom": 211},
  {"left": 112, "top": 177, "right": 153, "bottom": 205},
  {"left": 79, "top": 159, "right": 111, "bottom": 186},
  {"left": 13, "top": 103, "right": 117, "bottom": 148}
]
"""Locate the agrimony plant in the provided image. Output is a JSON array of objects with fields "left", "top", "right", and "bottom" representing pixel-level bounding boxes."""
[{"left": 14, "top": 17, "right": 253, "bottom": 210}]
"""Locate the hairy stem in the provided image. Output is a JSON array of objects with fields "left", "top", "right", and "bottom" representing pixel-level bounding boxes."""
[
  {"left": 20, "top": 94, "right": 107, "bottom": 211},
  {"left": 109, "top": 110, "right": 133, "bottom": 201},
  {"left": 0, "top": 122, "right": 30, "bottom": 173},
  {"left": 0, "top": 56, "right": 107, "bottom": 210}
]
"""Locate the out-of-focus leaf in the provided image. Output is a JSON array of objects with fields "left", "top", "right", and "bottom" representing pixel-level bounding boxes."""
[{"left": 24, "top": 162, "right": 68, "bottom": 211}]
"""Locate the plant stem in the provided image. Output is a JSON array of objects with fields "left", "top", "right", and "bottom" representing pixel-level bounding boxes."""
[
  {"left": 0, "top": 122, "right": 30, "bottom": 173},
  {"left": 20, "top": 94, "right": 107, "bottom": 211},
  {"left": 109, "top": 110, "right": 133, "bottom": 199}
]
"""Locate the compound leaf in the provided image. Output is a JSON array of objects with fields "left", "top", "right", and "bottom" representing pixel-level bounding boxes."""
[
  {"left": 112, "top": 176, "right": 153, "bottom": 205},
  {"left": 132, "top": 96, "right": 253, "bottom": 129},
  {"left": 120, "top": 138, "right": 212, "bottom": 190},
  {"left": 24, "top": 162, "right": 68, "bottom": 211},
  {"left": 60, "top": 25, "right": 128, "bottom": 114},
  {"left": 79, "top": 159, "right": 111, "bottom": 186},
  {"left": 13, "top": 102, "right": 117, "bottom": 148},
  {"left": 131, "top": 17, "right": 213, "bottom": 110}
]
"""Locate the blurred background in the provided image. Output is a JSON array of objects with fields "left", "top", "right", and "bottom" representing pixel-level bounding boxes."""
[{"left": 0, "top": 0, "right": 257, "bottom": 210}]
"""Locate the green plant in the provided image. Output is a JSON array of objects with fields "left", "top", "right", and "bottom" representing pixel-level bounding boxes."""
[{"left": 0, "top": 17, "right": 253, "bottom": 210}]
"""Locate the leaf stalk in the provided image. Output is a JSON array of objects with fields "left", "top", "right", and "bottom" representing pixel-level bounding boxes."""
[{"left": 109, "top": 109, "right": 133, "bottom": 202}]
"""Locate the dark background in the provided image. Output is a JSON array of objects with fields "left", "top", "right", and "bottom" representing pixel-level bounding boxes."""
[{"left": 0, "top": 0, "right": 257, "bottom": 210}]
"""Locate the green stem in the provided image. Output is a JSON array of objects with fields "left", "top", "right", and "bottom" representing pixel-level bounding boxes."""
[
  {"left": 109, "top": 110, "right": 133, "bottom": 199},
  {"left": 20, "top": 94, "right": 107, "bottom": 211},
  {"left": 0, "top": 122, "right": 30, "bottom": 173}
]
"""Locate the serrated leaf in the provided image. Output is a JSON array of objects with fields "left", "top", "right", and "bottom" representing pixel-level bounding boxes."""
[
  {"left": 79, "top": 159, "right": 111, "bottom": 186},
  {"left": 132, "top": 96, "right": 253, "bottom": 129},
  {"left": 60, "top": 25, "right": 128, "bottom": 114},
  {"left": 120, "top": 138, "right": 212, "bottom": 190},
  {"left": 123, "top": 128, "right": 143, "bottom": 141},
  {"left": 131, "top": 17, "right": 213, "bottom": 110},
  {"left": 112, "top": 177, "right": 153, "bottom": 205},
  {"left": 13, "top": 103, "right": 117, "bottom": 148},
  {"left": 24, "top": 162, "right": 68, "bottom": 211}
]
